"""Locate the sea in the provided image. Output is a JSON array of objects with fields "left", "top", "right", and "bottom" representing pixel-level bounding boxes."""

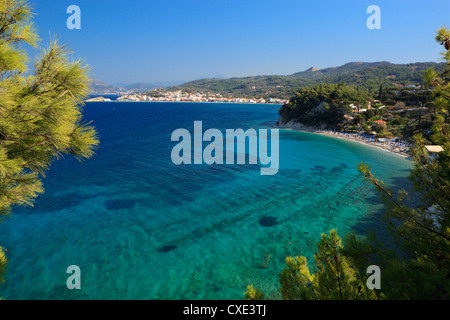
[{"left": 0, "top": 101, "right": 413, "bottom": 299}]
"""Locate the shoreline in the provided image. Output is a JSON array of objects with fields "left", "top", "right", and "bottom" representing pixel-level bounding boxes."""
[
  {"left": 86, "top": 99, "right": 284, "bottom": 105},
  {"left": 279, "top": 126, "right": 412, "bottom": 159}
]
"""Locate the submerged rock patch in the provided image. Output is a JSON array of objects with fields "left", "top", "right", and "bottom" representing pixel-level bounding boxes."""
[
  {"left": 311, "top": 165, "right": 326, "bottom": 172},
  {"left": 259, "top": 216, "right": 278, "bottom": 227},
  {"left": 157, "top": 245, "right": 177, "bottom": 253}
]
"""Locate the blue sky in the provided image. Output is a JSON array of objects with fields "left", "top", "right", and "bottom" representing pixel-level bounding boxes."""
[{"left": 28, "top": 0, "right": 450, "bottom": 85}]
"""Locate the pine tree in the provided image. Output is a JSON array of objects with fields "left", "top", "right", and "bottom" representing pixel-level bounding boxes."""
[
  {"left": 245, "top": 230, "right": 378, "bottom": 300},
  {"left": 0, "top": 0, "right": 99, "bottom": 284},
  {"left": 244, "top": 285, "right": 264, "bottom": 300},
  {"left": 0, "top": 248, "right": 5, "bottom": 285},
  {"left": 245, "top": 26, "right": 450, "bottom": 300},
  {"left": 378, "top": 83, "right": 383, "bottom": 101},
  {"left": 349, "top": 26, "right": 450, "bottom": 299}
]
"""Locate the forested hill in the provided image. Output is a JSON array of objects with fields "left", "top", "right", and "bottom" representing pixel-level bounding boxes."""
[{"left": 168, "top": 61, "right": 444, "bottom": 99}]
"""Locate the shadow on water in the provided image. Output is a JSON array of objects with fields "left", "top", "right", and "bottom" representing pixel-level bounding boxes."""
[{"left": 348, "top": 170, "right": 418, "bottom": 250}]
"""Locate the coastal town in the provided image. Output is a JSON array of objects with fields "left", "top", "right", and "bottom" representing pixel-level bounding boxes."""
[{"left": 86, "top": 90, "right": 289, "bottom": 104}]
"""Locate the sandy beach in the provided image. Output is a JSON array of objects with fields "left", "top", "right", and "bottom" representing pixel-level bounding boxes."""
[{"left": 279, "top": 126, "right": 412, "bottom": 159}]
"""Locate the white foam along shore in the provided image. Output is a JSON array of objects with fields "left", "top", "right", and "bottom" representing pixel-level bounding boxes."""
[{"left": 277, "top": 123, "right": 411, "bottom": 159}]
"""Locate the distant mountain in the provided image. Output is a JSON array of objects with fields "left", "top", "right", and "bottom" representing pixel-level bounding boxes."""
[
  {"left": 123, "top": 80, "right": 186, "bottom": 92},
  {"left": 169, "top": 61, "right": 445, "bottom": 99},
  {"left": 195, "top": 75, "right": 226, "bottom": 80},
  {"left": 89, "top": 79, "right": 130, "bottom": 95},
  {"left": 123, "top": 83, "right": 158, "bottom": 92},
  {"left": 89, "top": 79, "right": 187, "bottom": 95},
  {"left": 290, "top": 62, "right": 392, "bottom": 78},
  {"left": 303, "top": 67, "right": 320, "bottom": 73}
]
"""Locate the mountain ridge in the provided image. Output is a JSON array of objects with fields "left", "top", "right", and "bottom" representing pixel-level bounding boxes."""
[
  {"left": 91, "top": 61, "right": 445, "bottom": 97},
  {"left": 167, "top": 61, "right": 444, "bottom": 99}
]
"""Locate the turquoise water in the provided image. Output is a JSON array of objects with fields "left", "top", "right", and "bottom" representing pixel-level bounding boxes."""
[{"left": 0, "top": 102, "right": 412, "bottom": 299}]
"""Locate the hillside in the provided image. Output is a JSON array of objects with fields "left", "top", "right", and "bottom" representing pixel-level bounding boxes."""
[
  {"left": 168, "top": 61, "right": 445, "bottom": 99},
  {"left": 89, "top": 79, "right": 130, "bottom": 95},
  {"left": 278, "top": 83, "right": 372, "bottom": 129},
  {"left": 123, "top": 80, "right": 186, "bottom": 92}
]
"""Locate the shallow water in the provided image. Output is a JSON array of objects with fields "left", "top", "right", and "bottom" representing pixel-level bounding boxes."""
[{"left": 0, "top": 102, "right": 412, "bottom": 299}]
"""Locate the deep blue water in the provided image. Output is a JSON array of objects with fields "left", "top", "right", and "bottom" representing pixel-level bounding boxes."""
[{"left": 0, "top": 102, "right": 412, "bottom": 299}]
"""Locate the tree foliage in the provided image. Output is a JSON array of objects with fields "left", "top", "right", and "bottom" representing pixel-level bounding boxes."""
[
  {"left": 0, "top": 0, "right": 98, "bottom": 284},
  {"left": 279, "top": 83, "right": 371, "bottom": 128},
  {"left": 246, "top": 26, "right": 450, "bottom": 300},
  {"left": 244, "top": 285, "right": 265, "bottom": 300},
  {"left": 0, "top": 248, "right": 5, "bottom": 285},
  {"left": 245, "top": 230, "right": 378, "bottom": 300},
  {"left": 347, "top": 26, "right": 450, "bottom": 299},
  {"left": 278, "top": 230, "right": 378, "bottom": 300}
]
